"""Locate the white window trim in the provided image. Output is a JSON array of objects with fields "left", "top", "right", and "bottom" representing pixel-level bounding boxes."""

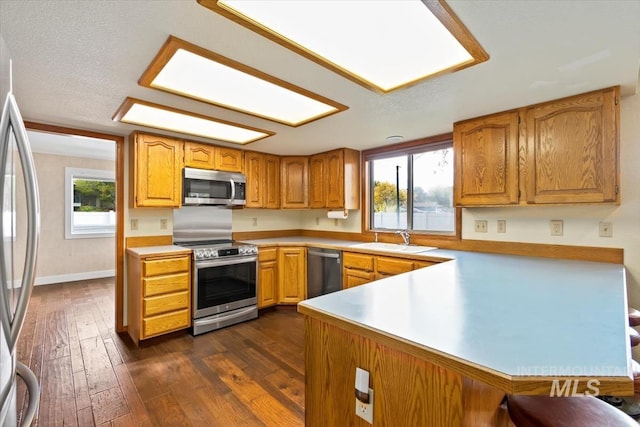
[{"left": 65, "top": 167, "right": 115, "bottom": 239}]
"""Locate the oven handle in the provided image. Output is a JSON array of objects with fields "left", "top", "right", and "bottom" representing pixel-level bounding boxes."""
[
  {"left": 195, "top": 306, "right": 257, "bottom": 326},
  {"left": 195, "top": 256, "right": 257, "bottom": 269}
]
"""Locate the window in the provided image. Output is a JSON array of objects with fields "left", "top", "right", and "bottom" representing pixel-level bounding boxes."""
[
  {"left": 367, "top": 140, "right": 455, "bottom": 235},
  {"left": 65, "top": 167, "right": 115, "bottom": 239}
]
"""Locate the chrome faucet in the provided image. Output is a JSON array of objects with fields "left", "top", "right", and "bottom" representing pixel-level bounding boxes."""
[{"left": 396, "top": 230, "right": 410, "bottom": 245}]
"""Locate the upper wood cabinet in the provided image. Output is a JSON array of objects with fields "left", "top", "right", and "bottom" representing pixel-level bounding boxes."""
[
  {"left": 454, "top": 112, "right": 519, "bottom": 206},
  {"left": 130, "top": 132, "right": 183, "bottom": 208},
  {"left": 309, "top": 148, "right": 360, "bottom": 210},
  {"left": 454, "top": 87, "right": 619, "bottom": 206},
  {"left": 523, "top": 87, "right": 619, "bottom": 204},
  {"left": 184, "top": 141, "right": 243, "bottom": 173},
  {"left": 245, "top": 151, "right": 280, "bottom": 208},
  {"left": 281, "top": 156, "right": 309, "bottom": 209}
]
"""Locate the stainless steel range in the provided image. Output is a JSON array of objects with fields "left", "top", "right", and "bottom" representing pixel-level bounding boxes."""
[{"left": 173, "top": 207, "right": 258, "bottom": 336}]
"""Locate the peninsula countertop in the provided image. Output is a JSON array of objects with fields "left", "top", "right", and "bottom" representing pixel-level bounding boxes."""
[{"left": 297, "top": 248, "right": 632, "bottom": 395}]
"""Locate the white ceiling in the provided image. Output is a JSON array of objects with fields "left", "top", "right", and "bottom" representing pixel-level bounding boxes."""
[
  {"left": 1, "top": 0, "right": 639, "bottom": 156},
  {"left": 27, "top": 130, "right": 115, "bottom": 161}
]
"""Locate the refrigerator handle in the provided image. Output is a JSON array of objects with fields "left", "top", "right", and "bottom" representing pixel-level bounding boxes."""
[
  {"left": 0, "top": 93, "right": 40, "bottom": 351},
  {"left": 16, "top": 361, "right": 40, "bottom": 427}
]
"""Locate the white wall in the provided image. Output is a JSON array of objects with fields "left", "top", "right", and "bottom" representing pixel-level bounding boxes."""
[
  {"left": 298, "top": 209, "right": 362, "bottom": 233},
  {"left": 462, "top": 93, "right": 640, "bottom": 302}
]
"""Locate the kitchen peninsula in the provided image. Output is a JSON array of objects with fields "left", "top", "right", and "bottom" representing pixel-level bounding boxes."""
[{"left": 297, "top": 250, "right": 632, "bottom": 426}]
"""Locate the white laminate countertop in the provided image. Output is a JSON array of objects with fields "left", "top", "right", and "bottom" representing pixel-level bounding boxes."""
[
  {"left": 126, "top": 245, "right": 191, "bottom": 257},
  {"left": 299, "top": 249, "right": 629, "bottom": 380}
]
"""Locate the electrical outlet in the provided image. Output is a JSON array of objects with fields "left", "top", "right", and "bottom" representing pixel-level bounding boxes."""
[
  {"left": 160, "top": 219, "right": 167, "bottom": 230},
  {"left": 550, "top": 220, "right": 563, "bottom": 236},
  {"left": 599, "top": 221, "right": 613, "bottom": 237},
  {"left": 497, "top": 220, "right": 506, "bottom": 233},
  {"left": 334, "top": 219, "right": 339, "bottom": 227},
  {"left": 315, "top": 217, "right": 320, "bottom": 226},
  {"left": 474, "top": 220, "right": 488, "bottom": 233},
  {"left": 252, "top": 218, "right": 258, "bottom": 227},
  {"left": 130, "top": 219, "right": 138, "bottom": 231},
  {"left": 355, "top": 388, "right": 374, "bottom": 424}
]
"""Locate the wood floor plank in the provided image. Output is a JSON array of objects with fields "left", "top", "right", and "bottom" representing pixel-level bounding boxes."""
[
  {"left": 44, "top": 308, "right": 70, "bottom": 361},
  {"left": 89, "top": 386, "right": 129, "bottom": 425},
  {"left": 111, "top": 413, "right": 135, "bottom": 427},
  {"left": 79, "top": 336, "right": 119, "bottom": 395},
  {"left": 38, "top": 356, "right": 78, "bottom": 427},
  {"left": 73, "top": 369, "right": 92, "bottom": 411},
  {"left": 113, "top": 363, "right": 153, "bottom": 427},
  {"left": 144, "top": 392, "right": 192, "bottom": 426},
  {"left": 76, "top": 406, "right": 96, "bottom": 427}
]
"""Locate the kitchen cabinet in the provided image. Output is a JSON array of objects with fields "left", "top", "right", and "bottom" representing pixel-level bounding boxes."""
[
  {"left": 129, "top": 132, "right": 183, "bottom": 208},
  {"left": 127, "top": 249, "right": 191, "bottom": 344},
  {"left": 277, "top": 247, "right": 306, "bottom": 304},
  {"left": 309, "top": 148, "right": 360, "bottom": 209},
  {"left": 375, "top": 256, "right": 415, "bottom": 280},
  {"left": 454, "top": 86, "right": 619, "bottom": 206},
  {"left": 184, "top": 141, "right": 243, "bottom": 172},
  {"left": 258, "top": 247, "right": 278, "bottom": 308},
  {"left": 281, "top": 157, "right": 309, "bottom": 209},
  {"left": 245, "top": 151, "right": 280, "bottom": 208},
  {"left": 343, "top": 251, "right": 438, "bottom": 288}
]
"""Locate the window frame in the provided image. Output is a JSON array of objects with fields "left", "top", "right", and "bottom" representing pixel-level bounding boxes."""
[
  {"left": 362, "top": 133, "right": 461, "bottom": 241},
  {"left": 64, "top": 167, "right": 116, "bottom": 239}
]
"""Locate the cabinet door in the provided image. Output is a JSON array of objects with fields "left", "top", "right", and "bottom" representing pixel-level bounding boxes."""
[
  {"left": 343, "top": 252, "right": 374, "bottom": 272},
  {"left": 375, "top": 256, "right": 414, "bottom": 276},
  {"left": 277, "top": 247, "right": 306, "bottom": 304},
  {"left": 309, "top": 154, "right": 326, "bottom": 208},
  {"left": 264, "top": 155, "right": 281, "bottom": 209},
  {"left": 344, "top": 269, "right": 374, "bottom": 288},
  {"left": 258, "top": 260, "right": 278, "bottom": 308},
  {"left": 281, "top": 157, "right": 309, "bottom": 209},
  {"left": 325, "top": 150, "right": 345, "bottom": 208},
  {"left": 245, "top": 151, "right": 264, "bottom": 208},
  {"left": 523, "top": 87, "right": 619, "bottom": 204},
  {"left": 215, "top": 147, "right": 244, "bottom": 172},
  {"left": 132, "top": 133, "right": 183, "bottom": 207},
  {"left": 453, "top": 112, "right": 519, "bottom": 206},
  {"left": 184, "top": 141, "right": 216, "bottom": 170}
]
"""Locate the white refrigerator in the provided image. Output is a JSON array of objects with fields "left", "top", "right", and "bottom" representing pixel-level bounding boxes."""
[{"left": 0, "top": 35, "right": 41, "bottom": 426}]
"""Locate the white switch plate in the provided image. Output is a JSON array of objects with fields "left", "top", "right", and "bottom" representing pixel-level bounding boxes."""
[
  {"left": 474, "top": 220, "right": 488, "bottom": 233},
  {"left": 599, "top": 221, "right": 613, "bottom": 237},
  {"left": 252, "top": 217, "right": 258, "bottom": 227},
  {"left": 355, "top": 388, "right": 374, "bottom": 424},
  {"left": 497, "top": 220, "right": 506, "bottom": 233},
  {"left": 550, "top": 220, "right": 563, "bottom": 236},
  {"left": 160, "top": 219, "right": 167, "bottom": 230},
  {"left": 130, "top": 219, "right": 138, "bottom": 231}
]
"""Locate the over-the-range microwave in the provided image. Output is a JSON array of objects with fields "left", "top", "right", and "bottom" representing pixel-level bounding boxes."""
[{"left": 182, "top": 167, "right": 246, "bottom": 206}]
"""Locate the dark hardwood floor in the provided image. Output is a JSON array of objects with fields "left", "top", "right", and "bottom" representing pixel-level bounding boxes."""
[{"left": 15, "top": 278, "right": 305, "bottom": 426}]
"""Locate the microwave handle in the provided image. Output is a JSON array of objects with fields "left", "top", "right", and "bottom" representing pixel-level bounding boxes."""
[{"left": 229, "top": 178, "right": 235, "bottom": 204}]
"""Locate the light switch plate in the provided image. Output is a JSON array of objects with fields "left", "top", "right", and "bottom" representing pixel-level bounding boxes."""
[
  {"left": 599, "top": 221, "right": 613, "bottom": 237},
  {"left": 497, "top": 220, "right": 506, "bottom": 233}
]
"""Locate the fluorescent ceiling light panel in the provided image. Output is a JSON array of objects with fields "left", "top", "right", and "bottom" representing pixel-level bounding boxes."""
[
  {"left": 201, "top": 0, "right": 488, "bottom": 92},
  {"left": 112, "top": 98, "right": 273, "bottom": 145},
  {"left": 139, "top": 36, "right": 347, "bottom": 126}
]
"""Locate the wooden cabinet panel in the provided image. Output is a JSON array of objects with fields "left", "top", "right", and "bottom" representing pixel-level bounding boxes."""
[
  {"left": 130, "top": 132, "right": 183, "bottom": 208},
  {"left": 454, "top": 112, "right": 519, "bottom": 206},
  {"left": 344, "top": 268, "right": 374, "bottom": 289},
  {"left": 245, "top": 151, "right": 264, "bottom": 208},
  {"left": 184, "top": 141, "right": 216, "bottom": 170},
  {"left": 343, "top": 252, "right": 374, "bottom": 272},
  {"left": 376, "top": 256, "right": 414, "bottom": 276},
  {"left": 142, "top": 309, "right": 190, "bottom": 339},
  {"left": 215, "top": 147, "right": 243, "bottom": 172},
  {"left": 523, "top": 87, "right": 619, "bottom": 204},
  {"left": 414, "top": 261, "right": 437, "bottom": 270},
  {"left": 325, "top": 150, "right": 345, "bottom": 208},
  {"left": 258, "top": 247, "right": 278, "bottom": 308},
  {"left": 309, "top": 155, "right": 325, "bottom": 208},
  {"left": 281, "top": 157, "right": 309, "bottom": 209},
  {"left": 143, "top": 256, "right": 190, "bottom": 277},
  {"left": 277, "top": 247, "right": 306, "bottom": 304},
  {"left": 143, "top": 291, "right": 190, "bottom": 317},
  {"left": 143, "top": 273, "right": 190, "bottom": 297},
  {"left": 264, "top": 155, "right": 281, "bottom": 209}
]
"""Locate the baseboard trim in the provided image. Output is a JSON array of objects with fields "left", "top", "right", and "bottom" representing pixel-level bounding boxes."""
[{"left": 34, "top": 269, "right": 116, "bottom": 286}]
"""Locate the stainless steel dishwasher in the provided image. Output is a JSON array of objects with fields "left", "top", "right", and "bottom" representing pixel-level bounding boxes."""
[{"left": 307, "top": 247, "right": 342, "bottom": 298}]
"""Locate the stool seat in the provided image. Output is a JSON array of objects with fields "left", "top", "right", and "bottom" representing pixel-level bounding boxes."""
[
  {"left": 630, "top": 327, "right": 640, "bottom": 347},
  {"left": 507, "top": 395, "right": 637, "bottom": 427},
  {"left": 629, "top": 307, "right": 640, "bottom": 327}
]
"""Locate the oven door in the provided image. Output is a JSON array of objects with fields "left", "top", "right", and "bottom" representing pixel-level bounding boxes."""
[{"left": 193, "top": 256, "right": 257, "bottom": 319}]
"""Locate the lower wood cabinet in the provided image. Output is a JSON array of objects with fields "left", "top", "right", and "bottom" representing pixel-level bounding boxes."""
[
  {"left": 258, "top": 247, "right": 278, "bottom": 308},
  {"left": 277, "top": 247, "right": 307, "bottom": 304},
  {"left": 343, "top": 251, "right": 438, "bottom": 288},
  {"left": 127, "top": 249, "right": 191, "bottom": 344}
]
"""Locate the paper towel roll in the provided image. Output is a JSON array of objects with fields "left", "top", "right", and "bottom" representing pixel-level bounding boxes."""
[{"left": 327, "top": 210, "right": 348, "bottom": 220}]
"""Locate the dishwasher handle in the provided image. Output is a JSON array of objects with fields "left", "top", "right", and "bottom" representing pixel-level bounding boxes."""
[{"left": 308, "top": 250, "right": 340, "bottom": 259}]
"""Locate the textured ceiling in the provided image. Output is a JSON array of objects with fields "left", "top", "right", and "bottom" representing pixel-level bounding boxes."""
[{"left": 1, "top": 0, "right": 639, "bottom": 156}]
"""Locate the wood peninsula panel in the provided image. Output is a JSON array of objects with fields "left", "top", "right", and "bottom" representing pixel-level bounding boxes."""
[
  {"left": 125, "top": 235, "right": 173, "bottom": 248},
  {"left": 304, "top": 316, "right": 509, "bottom": 427},
  {"left": 523, "top": 87, "right": 619, "bottom": 204}
]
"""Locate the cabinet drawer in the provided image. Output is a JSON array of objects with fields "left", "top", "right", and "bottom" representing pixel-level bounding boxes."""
[
  {"left": 143, "top": 256, "right": 190, "bottom": 277},
  {"left": 414, "top": 261, "right": 437, "bottom": 270},
  {"left": 143, "top": 272, "right": 190, "bottom": 297},
  {"left": 259, "top": 247, "right": 278, "bottom": 262},
  {"left": 343, "top": 252, "right": 374, "bottom": 271},
  {"left": 143, "top": 309, "right": 190, "bottom": 338},
  {"left": 143, "top": 290, "right": 190, "bottom": 317},
  {"left": 376, "top": 257, "right": 414, "bottom": 276},
  {"left": 344, "top": 269, "right": 375, "bottom": 288}
]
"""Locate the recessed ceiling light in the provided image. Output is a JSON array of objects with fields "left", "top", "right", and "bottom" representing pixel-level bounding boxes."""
[
  {"left": 386, "top": 135, "right": 404, "bottom": 143},
  {"left": 139, "top": 36, "right": 348, "bottom": 127},
  {"left": 112, "top": 98, "right": 274, "bottom": 145},
  {"left": 200, "top": 0, "right": 488, "bottom": 93}
]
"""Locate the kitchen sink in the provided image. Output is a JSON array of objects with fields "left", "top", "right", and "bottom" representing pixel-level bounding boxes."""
[{"left": 349, "top": 242, "right": 437, "bottom": 254}]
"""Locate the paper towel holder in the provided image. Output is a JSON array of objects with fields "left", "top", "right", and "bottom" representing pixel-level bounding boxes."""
[{"left": 327, "top": 209, "right": 348, "bottom": 220}]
